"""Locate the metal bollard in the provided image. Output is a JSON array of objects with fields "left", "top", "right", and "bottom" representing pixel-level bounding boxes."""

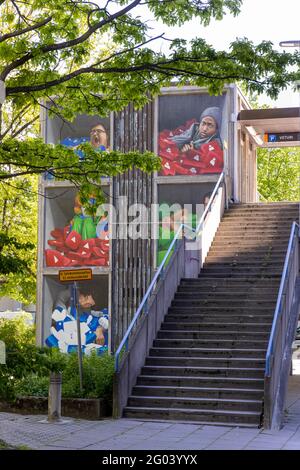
[{"left": 48, "top": 372, "right": 62, "bottom": 422}]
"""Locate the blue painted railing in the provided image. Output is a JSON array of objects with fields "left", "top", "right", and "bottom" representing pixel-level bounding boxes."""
[
  {"left": 114, "top": 172, "right": 225, "bottom": 372},
  {"left": 265, "top": 221, "right": 300, "bottom": 376}
]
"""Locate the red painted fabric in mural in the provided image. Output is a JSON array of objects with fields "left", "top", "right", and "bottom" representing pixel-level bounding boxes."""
[{"left": 45, "top": 226, "right": 109, "bottom": 267}]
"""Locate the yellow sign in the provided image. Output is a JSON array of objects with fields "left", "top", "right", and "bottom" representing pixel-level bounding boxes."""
[{"left": 59, "top": 269, "right": 93, "bottom": 282}]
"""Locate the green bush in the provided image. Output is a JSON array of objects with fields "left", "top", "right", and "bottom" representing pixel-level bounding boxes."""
[
  {"left": 12, "top": 352, "right": 114, "bottom": 403},
  {"left": 0, "top": 315, "right": 115, "bottom": 403},
  {"left": 0, "top": 314, "right": 40, "bottom": 378},
  {"left": 14, "top": 374, "right": 49, "bottom": 397},
  {"left": 61, "top": 352, "right": 114, "bottom": 404},
  {"left": 0, "top": 314, "right": 41, "bottom": 400}
]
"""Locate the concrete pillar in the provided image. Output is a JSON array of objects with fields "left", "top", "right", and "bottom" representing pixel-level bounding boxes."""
[{"left": 48, "top": 372, "right": 62, "bottom": 422}]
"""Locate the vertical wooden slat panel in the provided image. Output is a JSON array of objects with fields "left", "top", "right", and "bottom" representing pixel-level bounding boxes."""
[
  {"left": 123, "top": 105, "right": 129, "bottom": 337},
  {"left": 111, "top": 101, "right": 155, "bottom": 351},
  {"left": 148, "top": 101, "right": 154, "bottom": 286},
  {"left": 119, "top": 172, "right": 124, "bottom": 345}
]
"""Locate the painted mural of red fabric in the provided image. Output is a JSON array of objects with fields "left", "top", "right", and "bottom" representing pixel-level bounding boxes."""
[{"left": 45, "top": 225, "right": 109, "bottom": 267}]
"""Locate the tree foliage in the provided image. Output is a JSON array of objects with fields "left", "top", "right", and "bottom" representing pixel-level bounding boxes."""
[
  {"left": 0, "top": 175, "right": 37, "bottom": 302},
  {"left": 0, "top": 1, "right": 298, "bottom": 189},
  {"left": 257, "top": 147, "right": 300, "bottom": 202},
  {"left": 0, "top": 0, "right": 299, "bottom": 129}
]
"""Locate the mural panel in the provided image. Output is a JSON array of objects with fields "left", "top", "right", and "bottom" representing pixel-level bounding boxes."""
[
  {"left": 158, "top": 93, "right": 226, "bottom": 177},
  {"left": 44, "top": 187, "right": 110, "bottom": 268},
  {"left": 44, "top": 114, "right": 110, "bottom": 180},
  {"left": 43, "top": 277, "right": 109, "bottom": 355},
  {"left": 157, "top": 183, "right": 215, "bottom": 265}
]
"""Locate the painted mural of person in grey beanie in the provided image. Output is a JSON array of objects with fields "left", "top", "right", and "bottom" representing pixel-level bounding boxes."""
[
  {"left": 171, "top": 107, "right": 223, "bottom": 152},
  {"left": 159, "top": 105, "right": 224, "bottom": 176}
]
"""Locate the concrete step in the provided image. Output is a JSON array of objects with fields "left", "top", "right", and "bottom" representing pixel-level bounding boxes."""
[
  {"left": 173, "top": 295, "right": 276, "bottom": 305},
  {"left": 157, "top": 330, "right": 270, "bottom": 340},
  {"left": 137, "top": 374, "right": 265, "bottom": 390},
  {"left": 153, "top": 339, "right": 268, "bottom": 349},
  {"left": 217, "top": 226, "right": 292, "bottom": 232},
  {"left": 196, "top": 277, "right": 280, "bottom": 285},
  {"left": 199, "top": 269, "right": 282, "bottom": 279},
  {"left": 197, "top": 274, "right": 282, "bottom": 281},
  {"left": 168, "top": 307, "right": 275, "bottom": 315},
  {"left": 213, "top": 237, "right": 289, "bottom": 245},
  {"left": 216, "top": 230, "right": 292, "bottom": 237},
  {"left": 219, "top": 223, "right": 295, "bottom": 229},
  {"left": 127, "top": 395, "right": 262, "bottom": 412},
  {"left": 210, "top": 244, "right": 288, "bottom": 252},
  {"left": 223, "top": 212, "right": 298, "bottom": 218},
  {"left": 212, "top": 234, "right": 289, "bottom": 244},
  {"left": 161, "top": 322, "right": 271, "bottom": 332},
  {"left": 177, "top": 287, "right": 279, "bottom": 296},
  {"left": 171, "top": 302, "right": 275, "bottom": 310},
  {"left": 204, "top": 253, "right": 285, "bottom": 266},
  {"left": 203, "top": 263, "right": 284, "bottom": 270},
  {"left": 222, "top": 210, "right": 297, "bottom": 216},
  {"left": 149, "top": 347, "right": 267, "bottom": 358},
  {"left": 200, "top": 264, "right": 283, "bottom": 271},
  {"left": 206, "top": 248, "right": 287, "bottom": 256},
  {"left": 217, "top": 232, "right": 292, "bottom": 240},
  {"left": 183, "top": 277, "right": 280, "bottom": 286},
  {"left": 221, "top": 217, "right": 296, "bottom": 223},
  {"left": 228, "top": 202, "right": 297, "bottom": 206},
  {"left": 221, "top": 214, "right": 296, "bottom": 220},
  {"left": 218, "top": 221, "right": 295, "bottom": 228},
  {"left": 145, "top": 356, "right": 266, "bottom": 369},
  {"left": 165, "top": 314, "right": 273, "bottom": 324},
  {"left": 229, "top": 201, "right": 299, "bottom": 209},
  {"left": 123, "top": 406, "right": 261, "bottom": 426},
  {"left": 212, "top": 248, "right": 283, "bottom": 256},
  {"left": 141, "top": 365, "right": 265, "bottom": 379},
  {"left": 132, "top": 385, "right": 264, "bottom": 400}
]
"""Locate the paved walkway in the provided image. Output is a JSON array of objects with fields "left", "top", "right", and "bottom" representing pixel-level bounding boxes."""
[{"left": 1, "top": 376, "right": 300, "bottom": 450}]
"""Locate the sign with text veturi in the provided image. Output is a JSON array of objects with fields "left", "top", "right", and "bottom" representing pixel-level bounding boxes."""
[{"left": 264, "top": 133, "right": 300, "bottom": 144}]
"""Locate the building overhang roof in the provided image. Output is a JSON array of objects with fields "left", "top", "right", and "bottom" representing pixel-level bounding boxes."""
[{"left": 237, "top": 107, "right": 300, "bottom": 147}]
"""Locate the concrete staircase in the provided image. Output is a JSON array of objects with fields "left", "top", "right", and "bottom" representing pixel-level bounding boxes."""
[{"left": 123, "top": 203, "right": 299, "bottom": 427}]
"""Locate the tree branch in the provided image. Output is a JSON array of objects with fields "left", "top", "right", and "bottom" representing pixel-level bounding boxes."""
[
  {"left": 0, "top": 105, "right": 31, "bottom": 140},
  {"left": 150, "top": 63, "right": 262, "bottom": 84},
  {"left": 10, "top": 0, "right": 30, "bottom": 26},
  {"left": 0, "top": 17, "right": 52, "bottom": 44},
  {"left": 6, "top": 56, "right": 263, "bottom": 95},
  {"left": 10, "top": 115, "right": 39, "bottom": 139},
  {"left": 92, "top": 33, "right": 165, "bottom": 67},
  {"left": 0, "top": 0, "right": 142, "bottom": 80}
]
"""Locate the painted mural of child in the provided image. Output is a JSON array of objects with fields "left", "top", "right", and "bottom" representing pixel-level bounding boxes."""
[{"left": 45, "top": 287, "right": 109, "bottom": 355}]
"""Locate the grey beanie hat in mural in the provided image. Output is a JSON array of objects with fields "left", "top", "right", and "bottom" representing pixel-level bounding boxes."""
[{"left": 200, "top": 107, "right": 221, "bottom": 130}]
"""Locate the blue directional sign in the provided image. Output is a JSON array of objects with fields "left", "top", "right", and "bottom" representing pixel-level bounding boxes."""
[{"left": 264, "top": 133, "right": 300, "bottom": 143}]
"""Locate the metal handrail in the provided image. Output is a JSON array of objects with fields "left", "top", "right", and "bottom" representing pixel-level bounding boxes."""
[
  {"left": 195, "top": 172, "right": 224, "bottom": 234},
  {"left": 265, "top": 221, "right": 300, "bottom": 376},
  {"left": 114, "top": 171, "right": 225, "bottom": 372}
]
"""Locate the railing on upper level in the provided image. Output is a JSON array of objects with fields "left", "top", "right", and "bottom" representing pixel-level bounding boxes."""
[
  {"left": 264, "top": 221, "right": 300, "bottom": 430},
  {"left": 113, "top": 172, "right": 226, "bottom": 418}
]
